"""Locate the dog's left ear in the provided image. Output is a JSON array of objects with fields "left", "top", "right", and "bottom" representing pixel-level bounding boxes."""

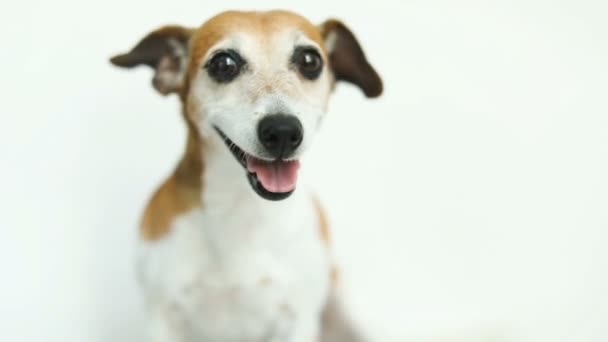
[
  {"left": 320, "top": 19, "right": 383, "bottom": 98},
  {"left": 110, "top": 25, "right": 193, "bottom": 95}
]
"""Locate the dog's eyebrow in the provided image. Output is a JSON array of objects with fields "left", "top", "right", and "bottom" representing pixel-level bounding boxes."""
[
  {"left": 205, "top": 48, "right": 246, "bottom": 63},
  {"left": 290, "top": 45, "right": 325, "bottom": 64},
  {"left": 291, "top": 45, "right": 323, "bottom": 59},
  {"left": 293, "top": 44, "right": 321, "bottom": 52}
]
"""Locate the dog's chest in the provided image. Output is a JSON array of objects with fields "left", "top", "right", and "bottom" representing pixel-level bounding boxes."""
[{"left": 138, "top": 195, "right": 329, "bottom": 341}]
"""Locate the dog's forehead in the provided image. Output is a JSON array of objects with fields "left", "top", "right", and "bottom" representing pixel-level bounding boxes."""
[{"left": 188, "top": 11, "right": 324, "bottom": 67}]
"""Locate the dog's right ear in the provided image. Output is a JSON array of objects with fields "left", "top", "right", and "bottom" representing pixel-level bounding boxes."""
[{"left": 110, "top": 26, "right": 193, "bottom": 95}]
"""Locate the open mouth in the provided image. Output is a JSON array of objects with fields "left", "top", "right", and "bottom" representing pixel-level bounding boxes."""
[{"left": 215, "top": 128, "right": 300, "bottom": 201}]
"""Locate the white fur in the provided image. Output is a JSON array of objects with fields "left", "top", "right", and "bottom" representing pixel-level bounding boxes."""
[
  {"left": 137, "top": 136, "right": 331, "bottom": 341},
  {"left": 137, "top": 26, "right": 334, "bottom": 342},
  {"left": 191, "top": 29, "right": 333, "bottom": 159}
]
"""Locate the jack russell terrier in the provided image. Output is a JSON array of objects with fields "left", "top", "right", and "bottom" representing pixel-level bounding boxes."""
[{"left": 110, "top": 10, "right": 382, "bottom": 342}]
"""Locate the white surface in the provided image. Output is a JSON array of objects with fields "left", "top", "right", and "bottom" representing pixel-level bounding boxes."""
[{"left": 1, "top": 0, "right": 607, "bottom": 341}]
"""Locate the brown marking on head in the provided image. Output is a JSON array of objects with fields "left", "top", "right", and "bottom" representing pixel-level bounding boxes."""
[
  {"left": 189, "top": 11, "right": 323, "bottom": 63},
  {"left": 183, "top": 10, "right": 326, "bottom": 92}
]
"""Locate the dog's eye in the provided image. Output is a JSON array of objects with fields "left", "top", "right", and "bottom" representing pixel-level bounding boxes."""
[
  {"left": 206, "top": 50, "right": 244, "bottom": 83},
  {"left": 292, "top": 47, "right": 323, "bottom": 80}
]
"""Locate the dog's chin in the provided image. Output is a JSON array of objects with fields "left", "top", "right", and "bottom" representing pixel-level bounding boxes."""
[{"left": 214, "top": 128, "right": 300, "bottom": 201}]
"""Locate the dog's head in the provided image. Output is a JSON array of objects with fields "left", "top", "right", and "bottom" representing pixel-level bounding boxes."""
[{"left": 111, "top": 10, "right": 382, "bottom": 201}]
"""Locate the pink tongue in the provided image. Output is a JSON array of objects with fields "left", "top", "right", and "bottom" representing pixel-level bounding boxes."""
[{"left": 246, "top": 158, "right": 300, "bottom": 193}]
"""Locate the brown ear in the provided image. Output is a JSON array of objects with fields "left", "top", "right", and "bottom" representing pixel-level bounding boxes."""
[
  {"left": 110, "top": 25, "right": 193, "bottom": 95},
  {"left": 320, "top": 20, "right": 383, "bottom": 98}
]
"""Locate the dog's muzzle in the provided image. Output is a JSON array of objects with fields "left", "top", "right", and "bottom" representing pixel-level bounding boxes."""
[{"left": 214, "top": 116, "right": 303, "bottom": 201}]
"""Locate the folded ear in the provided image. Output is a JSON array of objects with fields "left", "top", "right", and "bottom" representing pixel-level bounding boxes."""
[
  {"left": 320, "top": 20, "right": 383, "bottom": 98},
  {"left": 110, "top": 25, "right": 193, "bottom": 95}
]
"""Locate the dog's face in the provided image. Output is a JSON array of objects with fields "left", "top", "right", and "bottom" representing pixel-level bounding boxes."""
[{"left": 111, "top": 11, "right": 382, "bottom": 200}]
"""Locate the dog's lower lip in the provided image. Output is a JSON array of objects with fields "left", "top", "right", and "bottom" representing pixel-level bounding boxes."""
[{"left": 214, "top": 127, "right": 297, "bottom": 200}]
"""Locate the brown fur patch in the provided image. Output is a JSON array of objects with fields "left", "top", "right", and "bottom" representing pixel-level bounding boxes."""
[
  {"left": 140, "top": 119, "right": 203, "bottom": 240},
  {"left": 313, "top": 196, "right": 332, "bottom": 247},
  {"left": 312, "top": 196, "right": 341, "bottom": 288}
]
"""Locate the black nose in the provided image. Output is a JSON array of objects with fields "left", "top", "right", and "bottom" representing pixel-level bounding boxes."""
[{"left": 257, "top": 114, "right": 303, "bottom": 159}]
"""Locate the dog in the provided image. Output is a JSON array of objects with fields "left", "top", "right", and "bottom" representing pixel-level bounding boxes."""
[{"left": 110, "top": 10, "right": 382, "bottom": 342}]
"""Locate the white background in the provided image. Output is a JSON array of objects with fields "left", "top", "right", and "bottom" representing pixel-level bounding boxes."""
[{"left": 1, "top": 0, "right": 607, "bottom": 341}]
